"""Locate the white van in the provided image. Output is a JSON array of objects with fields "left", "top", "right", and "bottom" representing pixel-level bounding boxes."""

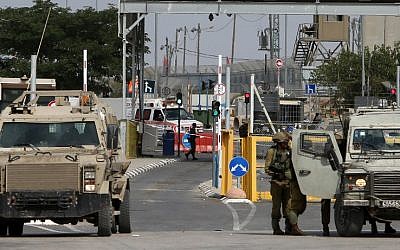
[{"left": 132, "top": 99, "right": 204, "bottom": 133}]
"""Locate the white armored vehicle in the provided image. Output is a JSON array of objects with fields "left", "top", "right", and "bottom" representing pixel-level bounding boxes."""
[
  {"left": 0, "top": 90, "right": 131, "bottom": 236},
  {"left": 292, "top": 107, "right": 400, "bottom": 236}
]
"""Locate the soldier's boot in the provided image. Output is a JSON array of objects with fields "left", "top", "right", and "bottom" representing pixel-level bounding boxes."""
[
  {"left": 290, "top": 224, "right": 305, "bottom": 236},
  {"left": 272, "top": 219, "right": 284, "bottom": 235},
  {"left": 384, "top": 223, "right": 396, "bottom": 234},
  {"left": 322, "top": 224, "right": 330, "bottom": 237},
  {"left": 285, "top": 218, "right": 292, "bottom": 235}
]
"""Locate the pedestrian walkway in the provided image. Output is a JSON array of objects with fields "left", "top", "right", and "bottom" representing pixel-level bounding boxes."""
[{"left": 125, "top": 157, "right": 179, "bottom": 178}]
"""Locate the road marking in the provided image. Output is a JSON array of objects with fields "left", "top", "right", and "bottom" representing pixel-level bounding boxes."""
[{"left": 222, "top": 199, "right": 257, "bottom": 231}]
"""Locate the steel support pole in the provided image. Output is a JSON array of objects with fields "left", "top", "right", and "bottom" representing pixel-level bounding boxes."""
[
  {"left": 122, "top": 14, "right": 127, "bottom": 120},
  {"left": 217, "top": 55, "right": 223, "bottom": 188},
  {"left": 83, "top": 50, "right": 87, "bottom": 91},
  {"left": 154, "top": 13, "right": 158, "bottom": 97},
  {"left": 30, "top": 55, "right": 37, "bottom": 102},
  {"left": 225, "top": 64, "right": 231, "bottom": 129},
  {"left": 121, "top": 14, "right": 127, "bottom": 158},
  {"left": 250, "top": 74, "right": 255, "bottom": 134},
  {"left": 397, "top": 65, "right": 400, "bottom": 108}
]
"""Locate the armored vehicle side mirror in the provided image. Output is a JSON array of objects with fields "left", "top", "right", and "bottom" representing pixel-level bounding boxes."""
[{"left": 106, "top": 124, "right": 119, "bottom": 150}]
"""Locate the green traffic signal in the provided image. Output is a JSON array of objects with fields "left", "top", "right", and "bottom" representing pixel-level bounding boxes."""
[
  {"left": 176, "top": 92, "right": 183, "bottom": 106},
  {"left": 211, "top": 100, "right": 220, "bottom": 117}
]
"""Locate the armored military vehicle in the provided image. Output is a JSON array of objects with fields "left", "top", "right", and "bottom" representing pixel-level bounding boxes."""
[
  {"left": 0, "top": 90, "right": 131, "bottom": 236},
  {"left": 292, "top": 107, "right": 400, "bottom": 236}
]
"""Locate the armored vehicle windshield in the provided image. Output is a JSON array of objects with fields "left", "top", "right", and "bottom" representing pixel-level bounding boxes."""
[
  {"left": 351, "top": 128, "right": 400, "bottom": 156},
  {"left": 0, "top": 121, "right": 99, "bottom": 148}
]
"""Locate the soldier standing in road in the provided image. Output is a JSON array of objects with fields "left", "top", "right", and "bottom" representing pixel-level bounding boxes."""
[
  {"left": 286, "top": 167, "right": 307, "bottom": 236},
  {"left": 264, "top": 132, "right": 292, "bottom": 235},
  {"left": 321, "top": 199, "right": 331, "bottom": 236},
  {"left": 185, "top": 123, "right": 198, "bottom": 160}
]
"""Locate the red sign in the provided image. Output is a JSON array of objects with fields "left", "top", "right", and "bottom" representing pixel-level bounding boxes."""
[{"left": 275, "top": 58, "right": 284, "bottom": 69}]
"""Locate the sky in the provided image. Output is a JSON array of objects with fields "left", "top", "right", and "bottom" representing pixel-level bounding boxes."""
[{"left": 0, "top": 0, "right": 312, "bottom": 68}]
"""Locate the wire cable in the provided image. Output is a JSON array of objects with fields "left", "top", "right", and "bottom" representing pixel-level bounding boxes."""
[
  {"left": 237, "top": 14, "right": 266, "bottom": 23},
  {"left": 36, "top": 6, "right": 52, "bottom": 56}
]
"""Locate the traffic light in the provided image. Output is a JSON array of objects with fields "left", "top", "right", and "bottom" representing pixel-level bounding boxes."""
[
  {"left": 391, "top": 88, "right": 397, "bottom": 95},
  {"left": 244, "top": 92, "right": 250, "bottom": 104},
  {"left": 176, "top": 92, "right": 183, "bottom": 106},
  {"left": 211, "top": 100, "right": 220, "bottom": 117}
]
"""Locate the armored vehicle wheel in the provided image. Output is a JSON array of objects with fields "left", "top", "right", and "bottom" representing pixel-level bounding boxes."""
[
  {"left": 8, "top": 221, "right": 24, "bottom": 237},
  {"left": 334, "top": 200, "right": 364, "bottom": 237},
  {"left": 98, "top": 197, "right": 112, "bottom": 237},
  {"left": 118, "top": 189, "right": 132, "bottom": 233},
  {"left": 0, "top": 220, "right": 7, "bottom": 236}
]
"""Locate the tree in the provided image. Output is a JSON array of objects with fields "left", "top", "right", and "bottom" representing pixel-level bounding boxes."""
[
  {"left": 0, "top": 0, "right": 150, "bottom": 97},
  {"left": 313, "top": 44, "right": 400, "bottom": 107}
]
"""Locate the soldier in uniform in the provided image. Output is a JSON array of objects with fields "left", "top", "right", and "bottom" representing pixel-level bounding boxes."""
[
  {"left": 286, "top": 166, "right": 307, "bottom": 236},
  {"left": 264, "top": 132, "right": 292, "bottom": 235}
]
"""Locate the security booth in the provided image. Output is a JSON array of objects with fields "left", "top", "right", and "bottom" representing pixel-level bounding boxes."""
[{"left": 0, "top": 75, "right": 56, "bottom": 111}]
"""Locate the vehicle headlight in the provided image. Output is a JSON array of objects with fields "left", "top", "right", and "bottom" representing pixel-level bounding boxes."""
[
  {"left": 84, "top": 171, "right": 96, "bottom": 179},
  {"left": 355, "top": 179, "right": 366, "bottom": 187},
  {"left": 345, "top": 175, "right": 368, "bottom": 191},
  {"left": 83, "top": 167, "right": 96, "bottom": 192}
]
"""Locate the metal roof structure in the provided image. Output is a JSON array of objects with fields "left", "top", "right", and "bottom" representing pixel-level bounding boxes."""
[
  {"left": 118, "top": 0, "right": 400, "bottom": 120},
  {"left": 120, "top": 1, "right": 400, "bottom": 16}
]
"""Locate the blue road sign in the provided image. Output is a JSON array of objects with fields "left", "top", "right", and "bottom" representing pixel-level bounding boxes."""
[
  {"left": 229, "top": 156, "right": 249, "bottom": 177},
  {"left": 305, "top": 84, "right": 317, "bottom": 94},
  {"left": 182, "top": 133, "right": 191, "bottom": 149}
]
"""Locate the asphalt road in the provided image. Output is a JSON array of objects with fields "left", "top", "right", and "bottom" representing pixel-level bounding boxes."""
[{"left": 2, "top": 156, "right": 400, "bottom": 250}]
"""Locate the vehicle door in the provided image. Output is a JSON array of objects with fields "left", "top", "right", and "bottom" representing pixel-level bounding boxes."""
[{"left": 291, "top": 129, "right": 343, "bottom": 199}]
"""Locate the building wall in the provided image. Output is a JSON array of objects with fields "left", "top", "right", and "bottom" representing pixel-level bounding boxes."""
[{"left": 364, "top": 16, "right": 400, "bottom": 49}]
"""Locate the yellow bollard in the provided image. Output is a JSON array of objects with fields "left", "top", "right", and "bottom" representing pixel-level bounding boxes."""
[
  {"left": 221, "top": 130, "right": 233, "bottom": 196},
  {"left": 242, "top": 136, "right": 258, "bottom": 202}
]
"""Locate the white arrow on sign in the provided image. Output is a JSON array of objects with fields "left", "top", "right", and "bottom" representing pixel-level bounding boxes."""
[{"left": 231, "top": 164, "right": 247, "bottom": 172}]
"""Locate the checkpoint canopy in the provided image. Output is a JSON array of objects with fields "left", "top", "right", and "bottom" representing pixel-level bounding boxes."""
[{"left": 229, "top": 156, "right": 249, "bottom": 177}]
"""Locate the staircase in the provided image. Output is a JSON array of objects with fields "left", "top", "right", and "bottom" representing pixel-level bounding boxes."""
[{"left": 292, "top": 23, "right": 318, "bottom": 66}]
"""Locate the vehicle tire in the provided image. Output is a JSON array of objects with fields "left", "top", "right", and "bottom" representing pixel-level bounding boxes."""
[
  {"left": 0, "top": 220, "right": 7, "bottom": 236},
  {"left": 8, "top": 221, "right": 24, "bottom": 237},
  {"left": 98, "top": 196, "right": 112, "bottom": 237},
  {"left": 118, "top": 189, "right": 132, "bottom": 233},
  {"left": 334, "top": 200, "right": 364, "bottom": 237}
]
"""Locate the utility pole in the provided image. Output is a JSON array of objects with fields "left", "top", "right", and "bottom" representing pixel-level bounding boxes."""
[
  {"left": 154, "top": 14, "right": 158, "bottom": 97},
  {"left": 361, "top": 16, "right": 365, "bottom": 96},
  {"left": 183, "top": 26, "right": 187, "bottom": 74},
  {"left": 231, "top": 14, "right": 236, "bottom": 63},
  {"left": 191, "top": 23, "right": 201, "bottom": 73},
  {"left": 196, "top": 23, "right": 200, "bottom": 73},
  {"left": 161, "top": 37, "right": 170, "bottom": 90},
  {"left": 175, "top": 27, "right": 182, "bottom": 74}
]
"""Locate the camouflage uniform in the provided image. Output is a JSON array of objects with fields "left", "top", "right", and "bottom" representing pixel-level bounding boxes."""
[
  {"left": 286, "top": 166, "right": 307, "bottom": 235},
  {"left": 264, "top": 132, "right": 292, "bottom": 235}
]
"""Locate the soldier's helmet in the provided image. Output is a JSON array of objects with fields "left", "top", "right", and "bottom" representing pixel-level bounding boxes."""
[{"left": 272, "top": 132, "right": 290, "bottom": 143}]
